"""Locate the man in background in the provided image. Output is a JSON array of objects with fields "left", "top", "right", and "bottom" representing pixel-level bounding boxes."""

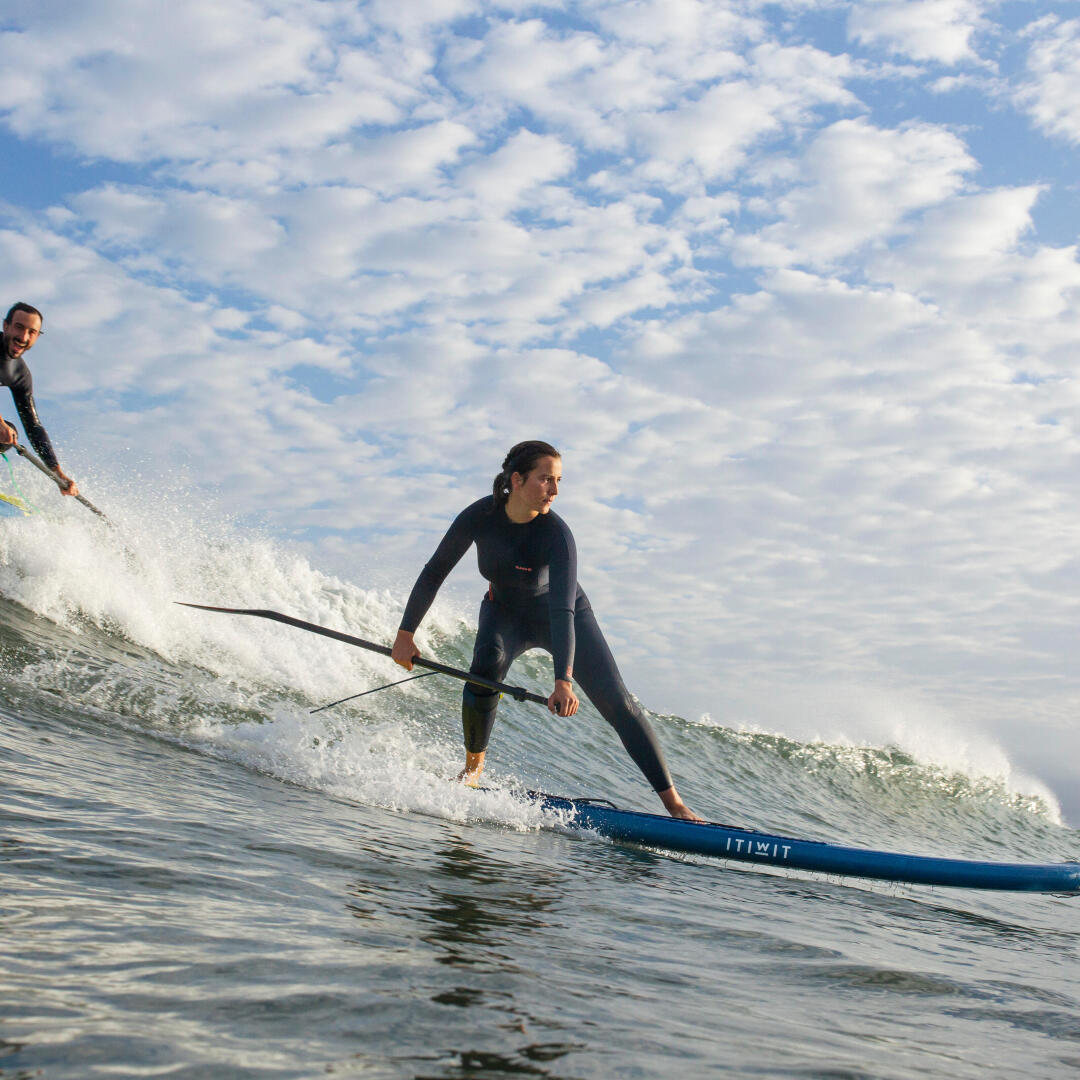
[{"left": 0, "top": 302, "right": 79, "bottom": 497}]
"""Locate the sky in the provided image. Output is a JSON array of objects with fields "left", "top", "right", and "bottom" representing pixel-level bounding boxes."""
[{"left": 2, "top": 0, "right": 1079, "bottom": 815}]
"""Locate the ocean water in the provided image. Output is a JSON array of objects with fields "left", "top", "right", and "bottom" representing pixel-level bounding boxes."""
[{"left": 2, "top": 495, "right": 1079, "bottom": 1079}]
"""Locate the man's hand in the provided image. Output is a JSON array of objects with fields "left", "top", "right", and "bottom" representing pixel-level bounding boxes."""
[
  {"left": 0, "top": 420, "right": 17, "bottom": 450},
  {"left": 53, "top": 467, "right": 79, "bottom": 497}
]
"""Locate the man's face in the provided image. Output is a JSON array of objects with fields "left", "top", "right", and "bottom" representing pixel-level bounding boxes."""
[{"left": 3, "top": 311, "right": 42, "bottom": 361}]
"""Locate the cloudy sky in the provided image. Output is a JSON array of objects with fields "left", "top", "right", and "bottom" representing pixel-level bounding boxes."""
[{"left": 2, "top": 0, "right": 1079, "bottom": 812}]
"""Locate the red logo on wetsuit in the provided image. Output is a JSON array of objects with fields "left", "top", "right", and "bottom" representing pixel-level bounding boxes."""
[{"left": 515, "top": 565, "right": 532, "bottom": 572}]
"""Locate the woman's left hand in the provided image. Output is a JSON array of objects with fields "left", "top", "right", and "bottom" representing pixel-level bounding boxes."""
[{"left": 547, "top": 679, "right": 578, "bottom": 717}]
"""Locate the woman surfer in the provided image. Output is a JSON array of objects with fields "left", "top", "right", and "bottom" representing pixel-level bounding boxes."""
[{"left": 392, "top": 440, "right": 701, "bottom": 821}]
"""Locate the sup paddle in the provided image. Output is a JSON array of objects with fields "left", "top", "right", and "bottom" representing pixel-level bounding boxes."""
[
  {"left": 175, "top": 602, "right": 550, "bottom": 705},
  {"left": 15, "top": 442, "right": 111, "bottom": 524}
]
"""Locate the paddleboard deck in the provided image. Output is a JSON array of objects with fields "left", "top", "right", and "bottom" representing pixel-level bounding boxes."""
[{"left": 533, "top": 793, "right": 1080, "bottom": 893}]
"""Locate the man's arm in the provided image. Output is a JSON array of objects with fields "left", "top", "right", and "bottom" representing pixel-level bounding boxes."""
[
  {"left": 11, "top": 385, "right": 59, "bottom": 470},
  {"left": 9, "top": 385, "right": 79, "bottom": 495}
]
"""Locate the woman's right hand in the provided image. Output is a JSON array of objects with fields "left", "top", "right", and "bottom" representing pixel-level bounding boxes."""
[{"left": 392, "top": 629, "right": 420, "bottom": 670}]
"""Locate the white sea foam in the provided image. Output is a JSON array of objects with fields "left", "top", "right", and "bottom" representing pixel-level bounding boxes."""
[
  {"left": 0, "top": 482, "right": 555, "bottom": 831},
  {"left": 0, "top": 475, "right": 1065, "bottom": 832}
]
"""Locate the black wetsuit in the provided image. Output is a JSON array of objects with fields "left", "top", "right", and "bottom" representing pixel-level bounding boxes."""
[
  {"left": 400, "top": 495, "right": 674, "bottom": 792},
  {"left": 0, "top": 353, "right": 59, "bottom": 469}
]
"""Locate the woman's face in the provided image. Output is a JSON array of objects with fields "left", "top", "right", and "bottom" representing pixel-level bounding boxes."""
[{"left": 512, "top": 455, "right": 561, "bottom": 515}]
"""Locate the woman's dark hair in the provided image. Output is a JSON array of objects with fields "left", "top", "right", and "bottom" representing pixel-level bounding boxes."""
[{"left": 492, "top": 440, "right": 560, "bottom": 506}]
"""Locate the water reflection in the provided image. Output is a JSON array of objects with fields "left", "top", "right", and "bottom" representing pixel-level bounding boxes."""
[
  {"left": 414, "top": 839, "right": 565, "bottom": 966},
  {"left": 331, "top": 829, "right": 623, "bottom": 1078},
  {"left": 411, "top": 1040, "right": 585, "bottom": 1078}
]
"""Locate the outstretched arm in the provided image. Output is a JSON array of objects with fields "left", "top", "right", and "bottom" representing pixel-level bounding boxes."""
[
  {"left": 12, "top": 386, "right": 58, "bottom": 470},
  {"left": 10, "top": 386, "right": 79, "bottom": 496},
  {"left": 394, "top": 502, "right": 481, "bottom": 667}
]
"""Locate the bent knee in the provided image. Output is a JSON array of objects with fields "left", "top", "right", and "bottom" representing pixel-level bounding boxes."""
[{"left": 470, "top": 641, "right": 506, "bottom": 677}]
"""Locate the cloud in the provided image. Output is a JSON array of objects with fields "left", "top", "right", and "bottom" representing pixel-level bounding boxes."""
[
  {"left": 733, "top": 118, "right": 976, "bottom": 268},
  {"left": 0, "top": 1, "right": 369, "bottom": 161},
  {"left": 586, "top": 0, "right": 762, "bottom": 53},
  {"left": 870, "top": 186, "right": 1080, "bottom": 335},
  {"left": 456, "top": 129, "right": 576, "bottom": 211},
  {"left": 72, "top": 185, "right": 287, "bottom": 277},
  {"left": 848, "top": 0, "right": 986, "bottom": 65},
  {"left": 1016, "top": 16, "right": 1080, "bottom": 145}
]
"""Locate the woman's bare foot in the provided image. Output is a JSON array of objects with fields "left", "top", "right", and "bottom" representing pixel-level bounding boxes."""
[
  {"left": 457, "top": 766, "right": 483, "bottom": 788},
  {"left": 658, "top": 786, "right": 704, "bottom": 822},
  {"left": 457, "top": 749, "right": 486, "bottom": 788}
]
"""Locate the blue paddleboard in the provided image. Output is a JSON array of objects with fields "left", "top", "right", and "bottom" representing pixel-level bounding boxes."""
[{"left": 534, "top": 794, "right": 1080, "bottom": 893}]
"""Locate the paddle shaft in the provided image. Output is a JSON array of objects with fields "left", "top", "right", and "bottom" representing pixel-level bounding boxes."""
[
  {"left": 176, "top": 603, "right": 550, "bottom": 705},
  {"left": 15, "top": 443, "right": 110, "bottom": 522}
]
